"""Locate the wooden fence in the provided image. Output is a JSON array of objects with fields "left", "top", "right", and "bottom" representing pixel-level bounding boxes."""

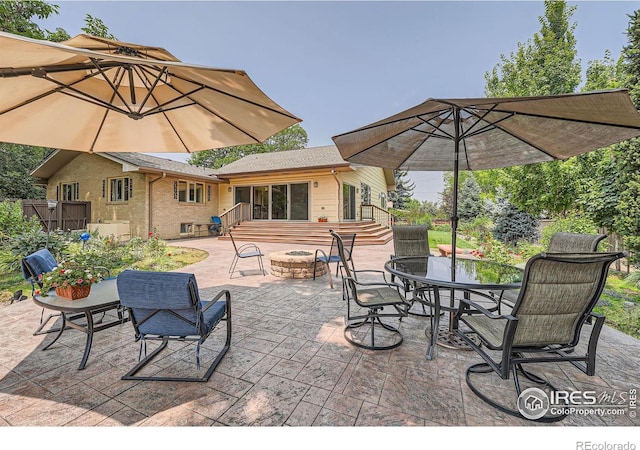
[{"left": 21, "top": 200, "right": 91, "bottom": 232}]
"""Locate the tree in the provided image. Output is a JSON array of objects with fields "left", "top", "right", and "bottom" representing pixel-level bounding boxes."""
[
  {"left": 491, "top": 198, "right": 539, "bottom": 246},
  {"left": 614, "top": 12, "right": 640, "bottom": 264},
  {"left": 0, "top": 145, "right": 50, "bottom": 199},
  {"left": 483, "top": 0, "right": 583, "bottom": 217},
  {"left": 458, "top": 175, "right": 484, "bottom": 221},
  {"left": 0, "top": 0, "right": 68, "bottom": 41},
  {"left": 81, "top": 14, "right": 115, "bottom": 39},
  {"left": 188, "top": 124, "right": 308, "bottom": 169},
  {"left": 387, "top": 170, "right": 414, "bottom": 209}
]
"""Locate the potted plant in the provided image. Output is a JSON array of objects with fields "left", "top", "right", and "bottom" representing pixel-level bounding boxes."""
[
  {"left": 37, "top": 259, "right": 103, "bottom": 300},
  {"left": 318, "top": 216, "right": 328, "bottom": 222}
]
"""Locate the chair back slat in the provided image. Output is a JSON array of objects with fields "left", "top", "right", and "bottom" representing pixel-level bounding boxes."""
[
  {"left": 330, "top": 230, "right": 356, "bottom": 279},
  {"left": 511, "top": 252, "right": 623, "bottom": 347},
  {"left": 117, "top": 271, "right": 202, "bottom": 336},
  {"left": 392, "top": 225, "right": 430, "bottom": 257},
  {"left": 548, "top": 232, "right": 607, "bottom": 252}
]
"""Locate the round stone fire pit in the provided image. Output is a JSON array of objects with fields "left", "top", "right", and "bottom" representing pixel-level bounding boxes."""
[{"left": 270, "top": 250, "right": 327, "bottom": 279}]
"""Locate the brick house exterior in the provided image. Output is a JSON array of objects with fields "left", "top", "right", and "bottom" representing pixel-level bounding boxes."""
[{"left": 32, "top": 146, "right": 394, "bottom": 240}]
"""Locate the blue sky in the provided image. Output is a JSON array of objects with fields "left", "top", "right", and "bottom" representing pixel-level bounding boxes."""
[{"left": 38, "top": 1, "right": 637, "bottom": 202}]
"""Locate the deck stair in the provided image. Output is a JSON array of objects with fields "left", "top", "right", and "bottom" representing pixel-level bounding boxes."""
[{"left": 219, "top": 221, "right": 392, "bottom": 246}]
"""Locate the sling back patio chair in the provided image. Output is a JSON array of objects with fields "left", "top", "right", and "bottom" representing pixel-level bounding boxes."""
[
  {"left": 117, "top": 270, "right": 231, "bottom": 382},
  {"left": 228, "top": 229, "right": 266, "bottom": 278},
  {"left": 313, "top": 232, "right": 356, "bottom": 288},
  {"left": 21, "top": 248, "right": 111, "bottom": 335},
  {"left": 493, "top": 232, "right": 608, "bottom": 311},
  {"left": 453, "top": 251, "right": 625, "bottom": 422},
  {"left": 331, "top": 230, "right": 410, "bottom": 350},
  {"left": 390, "top": 225, "right": 438, "bottom": 317}
]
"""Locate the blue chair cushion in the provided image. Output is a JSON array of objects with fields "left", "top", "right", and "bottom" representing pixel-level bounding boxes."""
[
  {"left": 117, "top": 270, "right": 226, "bottom": 338},
  {"left": 22, "top": 248, "right": 58, "bottom": 282}
]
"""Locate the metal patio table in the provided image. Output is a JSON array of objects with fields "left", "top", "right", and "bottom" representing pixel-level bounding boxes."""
[
  {"left": 384, "top": 256, "right": 523, "bottom": 360},
  {"left": 33, "top": 278, "right": 127, "bottom": 370}
]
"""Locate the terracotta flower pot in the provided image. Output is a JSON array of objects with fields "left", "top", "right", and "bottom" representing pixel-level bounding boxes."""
[{"left": 55, "top": 285, "right": 91, "bottom": 300}]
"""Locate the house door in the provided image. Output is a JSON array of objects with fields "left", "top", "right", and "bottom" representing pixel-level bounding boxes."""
[
  {"left": 343, "top": 183, "right": 356, "bottom": 220},
  {"left": 253, "top": 186, "right": 269, "bottom": 220},
  {"left": 290, "top": 183, "right": 309, "bottom": 220},
  {"left": 271, "top": 184, "right": 287, "bottom": 220}
]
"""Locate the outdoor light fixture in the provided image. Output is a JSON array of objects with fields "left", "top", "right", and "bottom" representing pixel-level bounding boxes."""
[
  {"left": 313, "top": 181, "right": 318, "bottom": 188},
  {"left": 228, "top": 187, "right": 232, "bottom": 192},
  {"left": 45, "top": 199, "right": 58, "bottom": 249}
]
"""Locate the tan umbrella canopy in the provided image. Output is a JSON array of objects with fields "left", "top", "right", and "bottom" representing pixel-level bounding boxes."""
[
  {"left": 0, "top": 31, "right": 301, "bottom": 153},
  {"left": 332, "top": 90, "right": 640, "bottom": 273}
]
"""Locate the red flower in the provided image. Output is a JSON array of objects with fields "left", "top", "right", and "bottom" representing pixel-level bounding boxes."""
[
  {"left": 35, "top": 290, "right": 40, "bottom": 295},
  {"left": 77, "top": 278, "right": 84, "bottom": 284},
  {"left": 149, "top": 231, "right": 154, "bottom": 237},
  {"left": 167, "top": 252, "right": 172, "bottom": 256}
]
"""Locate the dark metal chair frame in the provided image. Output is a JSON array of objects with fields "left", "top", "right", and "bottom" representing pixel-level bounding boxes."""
[
  {"left": 313, "top": 232, "right": 356, "bottom": 288},
  {"left": 117, "top": 271, "right": 232, "bottom": 382},
  {"left": 228, "top": 229, "right": 266, "bottom": 277},
  {"left": 454, "top": 251, "right": 625, "bottom": 422},
  {"left": 332, "top": 230, "right": 410, "bottom": 350}
]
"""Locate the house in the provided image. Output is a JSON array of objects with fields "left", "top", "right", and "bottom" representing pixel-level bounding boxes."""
[
  {"left": 31, "top": 145, "right": 395, "bottom": 241},
  {"left": 214, "top": 145, "right": 395, "bottom": 223},
  {"left": 32, "top": 151, "right": 222, "bottom": 240}
]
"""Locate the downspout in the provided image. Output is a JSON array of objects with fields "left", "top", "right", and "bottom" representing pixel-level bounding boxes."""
[
  {"left": 148, "top": 172, "right": 166, "bottom": 235},
  {"left": 331, "top": 168, "right": 341, "bottom": 222}
]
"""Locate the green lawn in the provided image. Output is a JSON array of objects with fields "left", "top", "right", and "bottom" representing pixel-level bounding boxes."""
[{"left": 429, "top": 230, "right": 475, "bottom": 249}]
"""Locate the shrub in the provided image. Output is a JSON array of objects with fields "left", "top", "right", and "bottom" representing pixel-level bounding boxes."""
[
  {"left": 539, "top": 212, "right": 599, "bottom": 250},
  {"left": 492, "top": 200, "right": 539, "bottom": 245}
]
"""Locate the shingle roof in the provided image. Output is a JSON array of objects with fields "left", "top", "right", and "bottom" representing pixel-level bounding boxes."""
[
  {"left": 104, "top": 152, "right": 218, "bottom": 179},
  {"left": 213, "top": 145, "right": 350, "bottom": 176}
]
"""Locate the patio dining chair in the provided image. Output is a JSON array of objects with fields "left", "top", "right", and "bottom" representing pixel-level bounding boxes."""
[
  {"left": 331, "top": 230, "right": 410, "bottom": 350},
  {"left": 21, "top": 248, "right": 111, "bottom": 335},
  {"left": 228, "top": 229, "right": 266, "bottom": 277},
  {"left": 117, "top": 270, "right": 231, "bottom": 382},
  {"left": 390, "top": 225, "right": 437, "bottom": 316},
  {"left": 313, "top": 232, "right": 356, "bottom": 288},
  {"left": 492, "top": 232, "right": 608, "bottom": 311},
  {"left": 454, "top": 251, "right": 625, "bottom": 422}
]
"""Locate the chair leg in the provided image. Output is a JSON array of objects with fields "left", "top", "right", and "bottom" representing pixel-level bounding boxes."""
[
  {"left": 465, "top": 362, "right": 567, "bottom": 422},
  {"left": 229, "top": 254, "right": 239, "bottom": 278},
  {"left": 344, "top": 309, "right": 403, "bottom": 350}
]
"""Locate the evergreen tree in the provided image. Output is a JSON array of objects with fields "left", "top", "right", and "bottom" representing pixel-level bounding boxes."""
[
  {"left": 492, "top": 198, "right": 539, "bottom": 245},
  {"left": 388, "top": 170, "right": 415, "bottom": 209},
  {"left": 458, "top": 175, "right": 484, "bottom": 221}
]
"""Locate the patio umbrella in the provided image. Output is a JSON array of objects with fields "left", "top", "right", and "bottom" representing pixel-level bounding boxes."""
[
  {"left": 332, "top": 90, "right": 640, "bottom": 276},
  {"left": 0, "top": 31, "right": 300, "bottom": 153}
]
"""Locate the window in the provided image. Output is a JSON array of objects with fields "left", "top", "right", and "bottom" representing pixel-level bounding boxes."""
[
  {"left": 180, "top": 223, "right": 192, "bottom": 234},
  {"left": 109, "top": 177, "right": 132, "bottom": 202},
  {"left": 380, "top": 192, "right": 387, "bottom": 209},
  {"left": 178, "top": 180, "right": 205, "bottom": 204},
  {"left": 61, "top": 182, "right": 79, "bottom": 201}
]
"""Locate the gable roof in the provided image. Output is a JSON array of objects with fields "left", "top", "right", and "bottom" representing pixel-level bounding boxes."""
[
  {"left": 213, "top": 145, "right": 351, "bottom": 177},
  {"left": 32, "top": 150, "right": 220, "bottom": 182}
]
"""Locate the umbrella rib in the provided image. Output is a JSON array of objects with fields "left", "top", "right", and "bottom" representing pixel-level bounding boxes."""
[
  {"left": 168, "top": 69, "right": 300, "bottom": 121},
  {"left": 90, "top": 58, "right": 135, "bottom": 114}
]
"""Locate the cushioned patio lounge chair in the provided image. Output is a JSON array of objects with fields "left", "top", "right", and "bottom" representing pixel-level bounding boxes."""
[
  {"left": 117, "top": 271, "right": 231, "bottom": 382},
  {"left": 454, "top": 251, "right": 625, "bottom": 422},
  {"left": 228, "top": 230, "right": 266, "bottom": 277},
  {"left": 332, "top": 230, "right": 410, "bottom": 350}
]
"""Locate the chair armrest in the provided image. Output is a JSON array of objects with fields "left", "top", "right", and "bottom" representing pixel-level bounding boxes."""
[
  {"left": 353, "top": 268, "right": 391, "bottom": 283},
  {"left": 237, "top": 243, "right": 262, "bottom": 254},
  {"left": 202, "top": 289, "right": 231, "bottom": 312},
  {"left": 454, "top": 296, "right": 516, "bottom": 321},
  {"left": 314, "top": 249, "right": 329, "bottom": 260},
  {"left": 346, "top": 274, "right": 406, "bottom": 292},
  {"left": 93, "top": 266, "right": 111, "bottom": 278}
]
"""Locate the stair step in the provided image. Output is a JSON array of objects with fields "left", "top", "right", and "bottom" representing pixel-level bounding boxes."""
[{"left": 221, "top": 221, "right": 392, "bottom": 246}]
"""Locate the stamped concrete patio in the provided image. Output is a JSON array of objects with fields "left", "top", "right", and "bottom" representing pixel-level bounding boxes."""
[{"left": 0, "top": 235, "right": 638, "bottom": 430}]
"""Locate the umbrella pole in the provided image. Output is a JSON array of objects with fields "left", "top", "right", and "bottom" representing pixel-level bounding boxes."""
[{"left": 451, "top": 106, "right": 460, "bottom": 282}]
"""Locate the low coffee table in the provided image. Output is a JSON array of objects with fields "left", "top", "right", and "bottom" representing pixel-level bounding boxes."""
[{"left": 33, "top": 278, "right": 128, "bottom": 370}]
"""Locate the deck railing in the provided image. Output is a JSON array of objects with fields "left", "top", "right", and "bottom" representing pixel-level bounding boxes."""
[
  {"left": 218, "top": 202, "right": 251, "bottom": 233},
  {"left": 360, "top": 203, "right": 397, "bottom": 228}
]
